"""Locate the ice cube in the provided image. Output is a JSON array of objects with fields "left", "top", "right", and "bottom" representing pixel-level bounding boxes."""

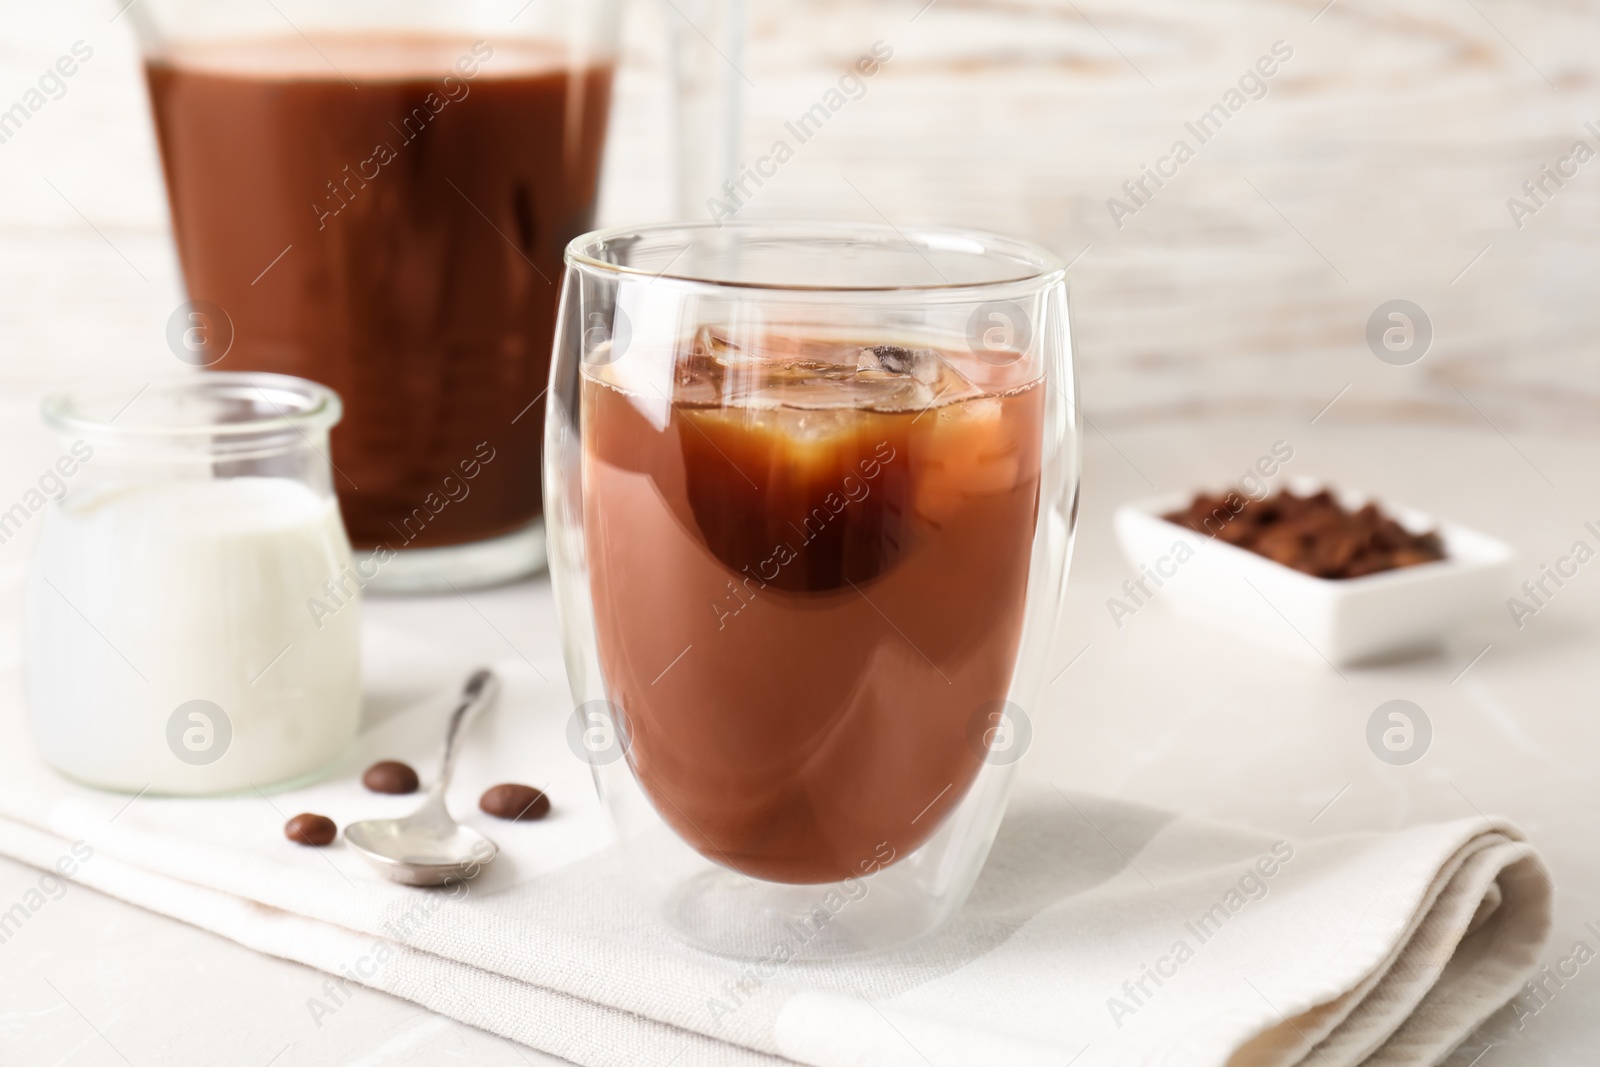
[
  {"left": 754, "top": 373, "right": 933, "bottom": 412},
  {"left": 667, "top": 330, "right": 983, "bottom": 413},
  {"left": 694, "top": 324, "right": 759, "bottom": 367},
  {"left": 856, "top": 344, "right": 943, "bottom": 385}
]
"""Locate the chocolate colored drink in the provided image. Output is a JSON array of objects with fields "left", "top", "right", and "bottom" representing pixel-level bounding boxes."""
[
  {"left": 146, "top": 36, "right": 613, "bottom": 549},
  {"left": 583, "top": 332, "right": 1043, "bottom": 883}
]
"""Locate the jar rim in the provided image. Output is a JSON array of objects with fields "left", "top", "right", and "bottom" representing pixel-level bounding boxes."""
[
  {"left": 42, "top": 371, "right": 342, "bottom": 443},
  {"left": 565, "top": 219, "right": 1067, "bottom": 295}
]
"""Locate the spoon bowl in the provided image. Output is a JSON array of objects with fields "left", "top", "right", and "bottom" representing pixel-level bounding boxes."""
[
  {"left": 345, "top": 668, "right": 502, "bottom": 886},
  {"left": 345, "top": 812, "right": 498, "bottom": 886}
]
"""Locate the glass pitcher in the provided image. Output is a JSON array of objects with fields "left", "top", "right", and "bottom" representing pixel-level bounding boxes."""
[{"left": 125, "top": 0, "right": 742, "bottom": 592}]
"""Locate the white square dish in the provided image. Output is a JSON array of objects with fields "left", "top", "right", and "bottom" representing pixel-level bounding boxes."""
[{"left": 1111, "top": 480, "right": 1515, "bottom": 667}]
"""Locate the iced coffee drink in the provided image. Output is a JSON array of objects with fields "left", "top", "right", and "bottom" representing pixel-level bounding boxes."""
[{"left": 582, "top": 328, "right": 1043, "bottom": 883}]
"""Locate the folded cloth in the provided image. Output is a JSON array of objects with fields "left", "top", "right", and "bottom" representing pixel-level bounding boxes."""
[{"left": 0, "top": 625, "right": 1550, "bottom": 1067}]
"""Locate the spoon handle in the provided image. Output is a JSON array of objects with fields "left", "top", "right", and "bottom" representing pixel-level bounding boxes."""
[{"left": 433, "top": 668, "right": 500, "bottom": 797}]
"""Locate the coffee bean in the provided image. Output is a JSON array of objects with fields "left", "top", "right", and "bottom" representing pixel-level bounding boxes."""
[
  {"left": 285, "top": 813, "right": 337, "bottom": 846},
  {"left": 1163, "top": 487, "right": 1445, "bottom": 580},
  {"left": 362, "top": 760, "right": 419, "bottom": 795},
  {"left": 479, "top": 783, "right": 550, "bottom": 821}
]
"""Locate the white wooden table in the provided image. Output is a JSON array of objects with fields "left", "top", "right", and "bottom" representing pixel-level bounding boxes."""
[{"left": 4, "top": 422, "right": 1597, "bottom": 1066}]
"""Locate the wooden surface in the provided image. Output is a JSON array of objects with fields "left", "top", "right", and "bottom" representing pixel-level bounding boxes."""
[{"left": 2, "top": 0, "right": 1597, "bottom": 431}]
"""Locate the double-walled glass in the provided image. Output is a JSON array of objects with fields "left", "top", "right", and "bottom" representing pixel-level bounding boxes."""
[{"left": 546, "top": 221, "right": 1080, "bottom": 957}]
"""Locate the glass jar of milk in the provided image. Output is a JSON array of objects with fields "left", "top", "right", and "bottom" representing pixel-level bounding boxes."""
[{"left": 26, "top": 373, "right": 361, "bottom": 795}]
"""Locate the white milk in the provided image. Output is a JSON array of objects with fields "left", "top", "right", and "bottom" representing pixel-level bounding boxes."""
[{"left": 26, "top": 477, "right": 361, "bottom": 794}]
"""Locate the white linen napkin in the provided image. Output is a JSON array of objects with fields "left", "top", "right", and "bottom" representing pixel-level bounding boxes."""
[{"left": 0, "top": 623, "right": 1551, "bottom": 1067}]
